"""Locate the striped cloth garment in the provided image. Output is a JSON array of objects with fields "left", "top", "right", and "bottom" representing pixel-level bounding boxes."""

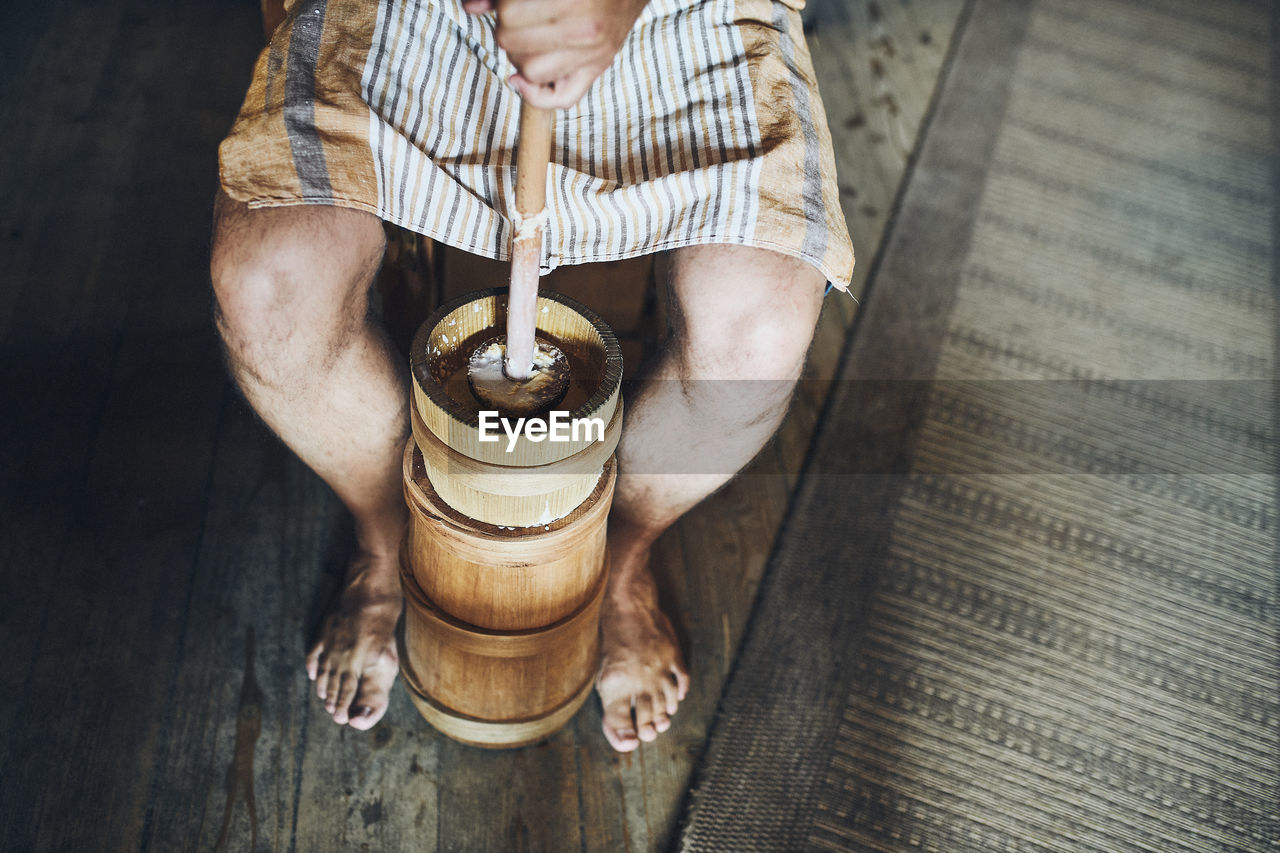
[{"left": 218, "top": 0, "right": 855, "bottom": 288}]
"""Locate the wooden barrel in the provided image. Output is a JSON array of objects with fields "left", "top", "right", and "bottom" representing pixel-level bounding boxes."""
[
  {"left": 399, "top": 439, "right": 615, "bottom": 747},
  {"left": 399, "top": 557, "right": 604, "bottom": 749},
  {"left": 401, "top": 440, "right": 615, "bottom": 630},
  {"left": 401, "top": 288, "right": 621, "bottom": 748},
  {"left": 410, "top": 288, "right": 622, "bottom": 486}
]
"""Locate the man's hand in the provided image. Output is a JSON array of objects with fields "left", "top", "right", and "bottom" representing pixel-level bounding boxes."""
[{"left": 463, "top": 0, "right": 649, "bottom": 109}]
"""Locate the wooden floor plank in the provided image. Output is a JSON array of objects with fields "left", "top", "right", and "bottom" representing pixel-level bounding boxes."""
[
  {"left": 142, "top": 407, "right": 322, "bottom": 852},
  {"left": 0, "top": 0, "right": 258, "bottom": 848},
  {"left": 5, "top": 2, "right": 250, "bottom": 845},
  {"left": 432, "top": 729, "right": 584, "bottom": 851},
  {"left": 0, "top": 0, "right": 123, "bottom": 247},
  {"left": 294, "top": 687, "right": 444, "bottom": 852}
]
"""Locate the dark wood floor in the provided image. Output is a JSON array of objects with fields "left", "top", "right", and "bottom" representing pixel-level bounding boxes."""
[{"left": 0, "top": 0, "right": 962, "bottom": 849}]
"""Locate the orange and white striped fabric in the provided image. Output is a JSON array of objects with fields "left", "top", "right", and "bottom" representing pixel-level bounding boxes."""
[{"left": 219, "top": 0, "right": 854, "bottom": 288}]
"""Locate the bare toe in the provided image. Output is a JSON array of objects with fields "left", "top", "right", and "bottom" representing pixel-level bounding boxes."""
[
  {"left": 305, "top": 643, "right": 323, "bottom": 681},
  {"left": 660, "top": 674, "right": 680, "bottom": 716},
  {"left": 602, "top": 696, "right": 639, "bottom": 752},
  {"left": 672, "top": 665, "right": 690, "bottom": 701},
  {"left": 634, "top": 693, "right": 659, "bottom": 742},
  {"left": 653, "top": 703, "right": 671, "bottom": 734},
  {"left": 323, "top": 669, "right": 343, "bottom": 713},
  {"left": 346, "top": 696, "right": 386, "bottom": 731},
  {"left": 333, "top": 669, "right": 360, "bottom": 724},
  {"left": 315, "top": 658, "right": 331, "bottom": 700},
  {"left": 346, "top": 653, "right": 397, "bottom": 731},
  {"left": 347, "top": 704, "right": 381, "bottom": 731}
]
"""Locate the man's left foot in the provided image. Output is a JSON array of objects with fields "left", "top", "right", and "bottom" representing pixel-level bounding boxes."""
[
  {"left": 596, "top": 540, "right": 690, "bottom": 751},
  {"left": 305, "top": 548, "right": 402, "bottom": 729}
]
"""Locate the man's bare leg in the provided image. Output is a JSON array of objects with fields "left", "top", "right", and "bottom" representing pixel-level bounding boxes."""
[
  {"left": 598, "top": 244, "right": 826, "bottom": 751},
  {"left": 211, "top": 191, "right": 406, "bottom": 730}
]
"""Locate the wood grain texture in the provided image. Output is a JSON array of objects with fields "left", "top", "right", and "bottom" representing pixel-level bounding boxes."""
[
  {"left": 403, "top": 443, "right": 614, "bottom": 631},
  {"left": 515, "top": 104, "right": 554, "bottom": 217},
  {"left": 400, "top": 557, "right": 604, "bottom": 742},
  {"left": 0, "top": 0, "right": 964, "bottom": 849},
  {"left": 410, "top": 389, "right": 623, "bottom": 528}
]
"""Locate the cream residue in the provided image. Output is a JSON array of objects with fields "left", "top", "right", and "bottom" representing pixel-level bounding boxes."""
[
  {"left": 468, "top": 340, "right": 565, "bottom": 414},
  {"left": 511, "top": 209, "right": 549, "bottom": 242}
]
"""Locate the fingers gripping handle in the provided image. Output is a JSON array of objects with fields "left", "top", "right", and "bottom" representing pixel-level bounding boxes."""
[{"left": 505, "top": 103, "right": 554, "bottom": 380}]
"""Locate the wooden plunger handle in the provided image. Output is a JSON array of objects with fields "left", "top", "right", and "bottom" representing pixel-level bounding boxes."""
[
  {"left": 505, "top": 103, "right": 554, "bottom": 380},
  {"left": 515, "top": 104, "right": 553, "bottom": 217}
]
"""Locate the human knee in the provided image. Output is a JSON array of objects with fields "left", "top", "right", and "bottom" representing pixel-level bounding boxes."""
[
  {"left": 725, "top": 310, "right": 816, "bottom": 380},
  {"left": 675, "top": 257, "right": 825, "bottom": 381},
  {"left": 211, "top": 240, "right": 315, "bottom": 386},
  {"left": 210, "top": 196, "right": 379, "bottom": 385}
]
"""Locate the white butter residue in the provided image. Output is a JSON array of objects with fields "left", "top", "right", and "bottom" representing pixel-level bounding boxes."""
[
  {"left": 470, "top": 342, "right": 555, "bottom": 394},
  {"left": 467, "top": 340, "right": 570, "bottom": 416},
  {"left": 511, "top": 208, "right": 549, "bottom": 242}
]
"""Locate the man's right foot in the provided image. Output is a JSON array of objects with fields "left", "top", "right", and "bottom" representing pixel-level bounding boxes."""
[{"left": 305, "top": 548, "right": 403, "bottom": 729}]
